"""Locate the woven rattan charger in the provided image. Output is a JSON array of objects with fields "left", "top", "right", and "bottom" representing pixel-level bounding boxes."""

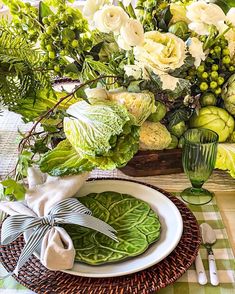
[{"left": 0, "top": 179, "right": 201, "bottom": 294}]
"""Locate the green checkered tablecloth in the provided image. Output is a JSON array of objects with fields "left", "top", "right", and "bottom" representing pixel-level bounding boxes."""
[{"left": 0, "top": 196, "right": 234, "bottom": 294}]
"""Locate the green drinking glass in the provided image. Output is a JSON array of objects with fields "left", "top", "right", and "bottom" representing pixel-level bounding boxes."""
[{"left": 180, "top": 128, "right": 218, "bottom": 205}]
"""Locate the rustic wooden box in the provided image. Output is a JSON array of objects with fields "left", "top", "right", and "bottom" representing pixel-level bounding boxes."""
[{"left": 120, "top": 149, "right": 183, "bottom": 177}]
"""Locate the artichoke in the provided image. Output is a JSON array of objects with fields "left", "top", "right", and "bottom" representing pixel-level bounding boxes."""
[
  {"left": 222, "top": 74, "right": 235, "bottom": 115},
  {"left": 190, "top": 106, "right": 234, "bottom": 142}
]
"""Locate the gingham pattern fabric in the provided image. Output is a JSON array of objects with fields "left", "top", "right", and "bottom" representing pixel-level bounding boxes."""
[
  {"left": 0, "top": 197, "right": 234, "bottom": 293},
  {"left": 0, "top": 111, "right": 235, "bottom": 293}
]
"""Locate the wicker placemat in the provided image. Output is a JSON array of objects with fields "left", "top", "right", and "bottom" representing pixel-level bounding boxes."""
[{"left": 0, "top": 180, "right": 201, "bottom": 294}]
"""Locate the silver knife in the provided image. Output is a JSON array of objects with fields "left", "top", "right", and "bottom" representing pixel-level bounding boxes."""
[{"left": 200, "top": 223, "right": 219, "bottom": 286}]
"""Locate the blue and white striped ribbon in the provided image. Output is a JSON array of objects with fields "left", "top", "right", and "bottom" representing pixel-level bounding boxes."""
[{"left": 1, "top": 198, "right": 117, "bottom": 277}]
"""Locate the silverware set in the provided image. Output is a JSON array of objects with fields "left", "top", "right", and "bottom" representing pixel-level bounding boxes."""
[{"left": 195, "top": 223, "right": 219, "bottom": 286}]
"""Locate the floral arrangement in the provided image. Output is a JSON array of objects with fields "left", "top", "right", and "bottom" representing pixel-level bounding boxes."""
[{"left": 1, "top": 0, "right": 235, "bottom": 199}]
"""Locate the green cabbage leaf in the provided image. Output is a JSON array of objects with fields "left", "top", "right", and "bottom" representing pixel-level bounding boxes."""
[
  {"left": 64, "top": 101, "right": 140, "bottom": 170},
  {"left": 40, "top": 139, "right": 94, "bottom": 176},
  {"left": 64, "top": 191, "right": 161, "bottom": 265},
  {"left": 215, "top": 144, "right": 235, "bottom": 178}
]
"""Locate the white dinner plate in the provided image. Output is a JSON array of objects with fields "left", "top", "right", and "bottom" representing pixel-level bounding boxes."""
[{"left": 25, "top": 179, "right": 183, "bottom": 278}]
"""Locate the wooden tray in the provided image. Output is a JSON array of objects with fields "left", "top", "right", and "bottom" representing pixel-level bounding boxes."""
[{"left": 120, "top": 149, "right": 183, "bottom": 177}]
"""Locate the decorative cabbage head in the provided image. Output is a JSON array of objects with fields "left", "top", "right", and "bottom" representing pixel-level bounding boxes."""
[
  {"left": 108, "top": 90, "right": 156, "bottom": 125},
  {"left": 63, "top": 101, "right": 140, "bottom": 170}
]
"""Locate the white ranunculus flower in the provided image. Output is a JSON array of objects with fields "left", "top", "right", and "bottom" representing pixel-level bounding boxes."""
[
  {"left": 117, "top": 35, "right": 132, "bottom": 50},
  {"left": 186, "top": 1, "right": 226, "bottom": 35},
  {"left": 83, "top": 0, "right": 111, "bottom": 19},
  {"left": 134, "top": 31, "right": 186, "bottom": 72},
  {"left": 227, "top": 8, "right": 235, "bottom": 27},
  {"left": 120, "top": 19, "right": 144, "bottom": 47},
  {"left": 94, "top": 5, "right": 129, "bottom": 33},
  {"left": 187, "top": 37, "right": 206, "bottom": 68},
  {"left": 124, "top": 64, "right": 142, "bottom": 80}
]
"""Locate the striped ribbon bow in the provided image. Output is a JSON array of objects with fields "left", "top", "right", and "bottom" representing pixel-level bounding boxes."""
[{"left": 1, "top": 198, "right": 117, "bottom": 277}]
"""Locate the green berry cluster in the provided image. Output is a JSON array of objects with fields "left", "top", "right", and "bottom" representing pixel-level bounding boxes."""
[
  {"left": 187, "top": 37, "right": 235, "bottom": 98},
  {"left": 7, "top": 1, "right": 40, "bottom": 41},
  {"left": 39, "top": 5, "right": 90, "bottom": 74}
]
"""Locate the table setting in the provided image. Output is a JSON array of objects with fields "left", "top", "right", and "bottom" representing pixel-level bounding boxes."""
[{"left": 0, "top": 0, "right": 235, "bottom": 293}]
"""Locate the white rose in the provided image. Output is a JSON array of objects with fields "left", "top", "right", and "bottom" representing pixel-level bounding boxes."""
[
  {"left": 120, "top": 19, "right": 144, "bottom": 47},
  {"left": 187, "top": 37, "right": 206, "bottom": 68},
  {"left": 83, "top": 0, "right": 110, "bottom": 19},
  {"left": 227, "top": 8, "right": 235, "bottom": 27},
  {"left": 134, "top": 31, "right": 186, "bottom": 72},
  {"left": 94, "top": 5, "right": 129, "bottom": 33},
  {"left": 124, "top": 64, "right": 142, "bottom": 80},
  {"left": 187, "top": 1, "right": 226, "bottom": 35}
]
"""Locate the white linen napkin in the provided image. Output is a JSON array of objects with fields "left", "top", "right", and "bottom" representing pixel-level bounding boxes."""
[{"left": 0, "top": 167, "right": 89, "bottom": 271}]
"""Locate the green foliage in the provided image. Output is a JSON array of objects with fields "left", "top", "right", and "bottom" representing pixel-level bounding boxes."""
[
  {"left": 64, "top": 191, "right": 161, "bottom": 265},
  {"left": 15, "top": 150, "right": 33, "bottom": 179},
  {"left": 136, "top": 0, "right": 172, "bottom": 31},
  {"left": 40, "top": 140, "right": 95, "bottom": 176},
  {"left": 1, "top": 178, "right": 25, "bottom": 200},
  {"left": 0, "top": 24, "right": 52, "bottom": 111},
  {"left": 167, "top": 107, "right": 193, "bottom": 128}
]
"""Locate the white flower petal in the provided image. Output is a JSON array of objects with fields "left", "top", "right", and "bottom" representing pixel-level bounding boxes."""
[
  {"left": 123, "top": 0, "right": 132, "bottom": 6},
  {"left": 120, "top": 19, "right": 144, "bottom": 47},
  {"left": 187, "top": 1, "right": 225, "bottom": 34},
  {"left": 124, "top": 64, "right": 142, "bottom": 80},
  {"left": 227, "top": 8, "right": 235, "bottom": 27},
  {"left": 94, "top": 5, "right": 128, "bottom": 33},
  {"left": 187, "top": 37, "right": 206, "bottom": 68},
  {"left": 134, "top": 31, "right": 186, "bottom": 73},
  {"left": 117, "top": 35, "right": 132, "bottom": 51}
]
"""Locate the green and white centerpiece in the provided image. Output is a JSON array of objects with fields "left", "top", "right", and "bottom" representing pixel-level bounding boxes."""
[{"left": 0, "top": 0, "right": 235, "bottom": 277}]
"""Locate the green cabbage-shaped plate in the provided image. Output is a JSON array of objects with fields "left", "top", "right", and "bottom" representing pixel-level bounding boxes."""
[{"left": 64, "top": 191, "right": 161, "bottom": 265}]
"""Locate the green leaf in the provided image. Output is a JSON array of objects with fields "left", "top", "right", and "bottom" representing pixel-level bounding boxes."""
[
  {"left": 39, "top": 1, "right": 53, "bottom": 23},
  {"left": 64, "top": 191, "right": 161, "bottom": 265},
  {"left": 167, "top": 107, "right": 193, "bottom": 128},
  {"left": 16, "top": 150, "right": 33, "bottom": 178},
  {"left": 158, "top": 6, "right": 172, "bottom": 31},
  {"left": 64, "top": 62, "right": 80, "bottom": 75},
  {"left": 170, "top": 55, "right": 195, "bottom": 77},
  {"left": 40, "top": 139, "right": 95, "bottom": 176},
  {"left": 1, "top": 178, "right": 26, "bottom": 200}
]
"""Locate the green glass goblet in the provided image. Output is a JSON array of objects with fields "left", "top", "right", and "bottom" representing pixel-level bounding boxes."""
[{"left": 180, "top": 128, "right": 218, "bottom": 205}]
